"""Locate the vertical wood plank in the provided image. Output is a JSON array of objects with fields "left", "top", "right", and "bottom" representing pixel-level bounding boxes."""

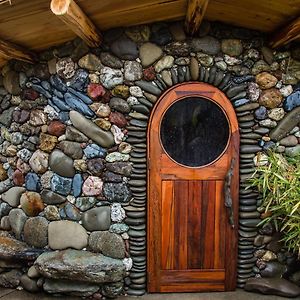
[
  {"left": 187, "top": 181, "right": 202, "bottom": 269},
  {"left": 161, "top": 180, "right": 175, "bottom": 270},
  {"left": 174, "top": 181, "right": 188, "bottom": 270},
  {"left": 201, "top": 180, "right": 216, "bottom": 269}
]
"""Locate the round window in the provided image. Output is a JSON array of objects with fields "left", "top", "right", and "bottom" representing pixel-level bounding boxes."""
[{"left": 160, "top": 97, "right": 230, "bottom": 167}]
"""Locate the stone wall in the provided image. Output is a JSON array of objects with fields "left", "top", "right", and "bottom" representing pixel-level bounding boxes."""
[{"left": 0, "top": 20, "right": 300, "bottom": 298}]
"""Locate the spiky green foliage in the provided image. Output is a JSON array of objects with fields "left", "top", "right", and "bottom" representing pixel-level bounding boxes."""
[{"left": 249, "top": 152, "right": 300, "bottom": 256}]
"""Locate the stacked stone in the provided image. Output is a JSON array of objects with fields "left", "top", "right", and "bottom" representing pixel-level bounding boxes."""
[{"left": 0, "top": 20, "right": 299, "bottom": 297}]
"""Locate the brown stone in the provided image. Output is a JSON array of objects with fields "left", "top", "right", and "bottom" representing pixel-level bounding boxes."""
[
  {"left": 0, "top": 164, "right": 8, "bottom": 181},
  {"left": 259, "top": 88, "right": 283, "bottom": 108},
  {"left": 109, "top": 112, "right": 127, "bottom": 128},
  {"left": 39, "top": 133, "right": 58, "bottom": 153},
  {"left": 112, "top": 85, "right": 130, "bottom": 99},
  {"left": 12, "top": 110, "right": 30, "bottom": 124},
  {"left": 23, "top": 89, "right": 39, "bottom": 100},
  {"left": 47, "top": 121, "right": 66, "bottom": 137},
  {"left": 256, "top": 72, "right": 278, "bottom": 89},
  {"left": 12, "top": 169, "right": 25, "bottom": 186},
  {"left": 94, "top": 118, "right": 111, "bottom": 131},
  {"left": 20, "top": 192, "right": 45, "bottom": 217}
]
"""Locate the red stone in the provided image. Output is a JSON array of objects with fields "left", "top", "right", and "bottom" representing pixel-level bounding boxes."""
[
  {"left": 12, "top": 169, "right": 25, "bottom": 186},
  {"left": 143, "top": 66, "right": 156, "bottom": 81},
  {"left": 87, "top": 83, "right": 106, "bottom": 100},
  {"left": 47, "top": 121, "right": 66, "bottom": 137},
  {"left": 13, "top": 110, "right": 30, "bottom": 124},
  {"left": 109, "top": 112, "right": 127, "bottom": 128},
  {"left": 23, "top": 89, "right": 39, "bottom": 100},
  {"left": 101, "top": 90, "right": 112, "bottom": 104}
]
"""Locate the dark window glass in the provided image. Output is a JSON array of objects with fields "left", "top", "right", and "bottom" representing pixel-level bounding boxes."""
[{"left": 160, "top": 97, "right": 230, "bottom": 167}]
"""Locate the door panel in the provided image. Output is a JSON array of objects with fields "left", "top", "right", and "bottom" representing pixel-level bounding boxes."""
[{"left": 147, "top": 83, "right": 239, "bottom": 293}]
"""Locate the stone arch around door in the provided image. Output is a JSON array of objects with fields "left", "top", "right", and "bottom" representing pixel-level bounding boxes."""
[{"left": 125, "top": 67, "right": 260, "bottom": 295}]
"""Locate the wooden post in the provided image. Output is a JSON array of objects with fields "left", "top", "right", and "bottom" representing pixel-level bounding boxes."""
[
  {"left": 185, "top": 0, "right": 209, "bottom": 36},
  {"left": 0, "top": 39, "right": 36, "bottom": 63},
  {"left": 50, "top": 0, "right": 102, "bottom": 48},
  {"left": 269, "top": 16, "right": 300, "bottom": 48}
]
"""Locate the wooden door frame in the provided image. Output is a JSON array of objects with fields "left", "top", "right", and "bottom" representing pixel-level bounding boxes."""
[{"left": 147, "top": 82, "right": 240, "bottom": 292}]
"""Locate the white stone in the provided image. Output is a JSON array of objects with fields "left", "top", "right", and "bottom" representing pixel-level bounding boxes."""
[
  {"left": 105, "top": 152, "right": 130, "bottom": 162},
  {"left": 99, "top": 67, "right": 123, "bottom": 89},
  {"left": 253, "top": 153, "right": 268, "bottom": 167},
  {"left": 259, "top": 119, "right": 277, "bottom": 128},
  {"left": 268, "top": 108, "right": 285, "bottom": 121},
  {"left": 127, "top": 96, "right": 139, "bottom": 106},
  {"left": 279, "top": 85, "right": 293, "bottom": 97},
  {"left": 44, "top": 105, "right": 59, "bottom": 120},
  {"left": 123, "top": 257, "right": 133, "bottom": 271},
  {"left": 129, "top": 86, "right": 143, "bottom": 98},
  {"left": 111, "top": 203, "right": 126, "bottom": 223},
  {"left": 124, "top": 61, "right": 143, "bottom": 81},
  {"left": 111, "top": 125, "right": 124, "bottom": 145},
  {"left": 40, "top": 171, "right": 54, "bottom": 189},
  {"left": 224, "top": 54, "right": 242, "bottom": 66}
]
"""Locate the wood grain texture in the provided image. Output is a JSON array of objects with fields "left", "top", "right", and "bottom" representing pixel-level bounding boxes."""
[
  {"left": 148, "top": 82, "right": 239, "bottom": 293},
  {"left": 185, "top": 0, "right": 209, "bottom": 35},
  {"left": 269, "top": 16, "right": 300, "bottom": 48},
  {"left": 0, "top": 0, "right": 299, "bottom": 53},
  {"left": 0, "top": 38, "right": 36, "bottom": 63},
  {"left": 51, "top": 0, "right": 102, "bottom": 47}
]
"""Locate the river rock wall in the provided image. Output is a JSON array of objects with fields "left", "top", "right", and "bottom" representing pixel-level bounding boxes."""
[{"left": 0, "top": 21, "right": 299, "bottom": 298}]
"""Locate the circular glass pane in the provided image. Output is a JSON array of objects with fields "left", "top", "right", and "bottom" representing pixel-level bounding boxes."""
[{"left": 160, "top": 97, "right": 230, "bottom": 167}]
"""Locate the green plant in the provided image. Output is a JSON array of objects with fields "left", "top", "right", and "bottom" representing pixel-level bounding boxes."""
[{"left": 249, "top": 151, "right": 300, "bottom": 256}]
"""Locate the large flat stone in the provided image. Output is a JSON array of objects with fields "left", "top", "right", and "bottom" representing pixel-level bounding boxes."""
[
  {"left": 70, "top": 110, "right": 114, "bottom": 148},
  {"left": 34, "top": 249, "right": 126, "bottom": 283},
  {"left": 245, "top": 277, "right": 300, "bottom": 298},
  {"left": 270, "top": 107, "right": 300, "bottom": 141}
]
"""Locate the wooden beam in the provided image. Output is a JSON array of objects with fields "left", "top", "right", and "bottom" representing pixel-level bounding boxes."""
[
  {"left": 185, "top": 0, "right": 209, "bottom": 36},
  {"left": 269, "top": 16, "right": 300, "bottom": 48},
  {"left": 0, "top": 39, "right": 36, "bottom": 63},
  {"left": 50, "top": 0, "right": 102, "bottom": 48}
]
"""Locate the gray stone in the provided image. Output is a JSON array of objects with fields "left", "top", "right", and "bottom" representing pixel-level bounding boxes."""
[
  {"left": 48, "top": 220, "right": 88, "bottom": 250},
  {"left": 106, "top": 162, "right": 133, "bottom": 176},
  {"left": 8, "top": 208, "right": 27, "bottom": 239},
  {"left": 109, "top": 97, "right": 131, "bottom": 113},
  {"left": 35, "top": 249, "right": 126, "bottom": 283},
  {"left": 0, "top": 107, "right": 15, "bottom": 127},
  {"left": 285, "top": 145, "right": 300, "bottom": 157},
  {"left": 70, "top": 110, "right": 114, "bottom": 148},
  {"left": 43, "top": 279, "right": 99, "bottom": 297},
  {"left": 135, "top": 81, "right": 162, "bottom": 96},
  {"left": 124, "top": 61, "right": 143, "bottom": 81},
  {"left": 65, "top": 126, "right": 89, "bottom": 142},
  {"left": 58, "top": 141, "right": 83, "bottom": 159},
  {"left": 191, "top": 36, "right": 221, "bottom": 55},
  {"left": 20, "top": 274, "right": 39, "bottom": 292},
  {"left": 82, "top": 207, "right": 111, "bottom": 231},
  {"left": 100, "top": 67, "right": 124, "bottom": 89},
  {"left": 111, "top": 35, "right": 139, "bottom": 60},
  {"left": 27, "top": 266, "right": 40, "bottom": 279},
  {"left": 41, "top": 189, "right": 66, "bottom": 205},
  {"left": 100, "top": 52, "right": 123, "bottom": 69},
  {"left": 24, "top": 217, "right": 48, "bottom": 248},
  {"left": 261, "top": 261, "right": 287, "bottom": 278},
  {"left": 49, "top": 149, "right": 75, "bottom": 178},
  {"left": 279, "top": 135, "right": 298, "bottom": 146},
  {"left": 139, "top": 42, "right": 163, "bottom": 67},
  {"left": 1, "top": 187, "right": 25, "bottom": 207},
  {"left": 270, "top": 107, "right": 300, "bottom": 141},
  {"left": 89, "top": 231, "right": 126, "bottom": 259},
  {"left": 0, "top": 269, "right": 22, "bottom": 288},
  {"left": 245, "top": 277, "right": 300, "bottom": 298},
  {"left": 74, "top": 197, "right": 96, "bottom": 212},
  {"left": 103, "top": 183, "right": 132, "bottom": 202},
  {"left": 3, "top": 71, "right": 21, "bottom": 95}
]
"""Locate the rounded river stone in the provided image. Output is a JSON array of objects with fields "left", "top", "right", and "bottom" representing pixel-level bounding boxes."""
[
  {"left": 49, "top": 149, "right": 75, "bottom": 178},
  {"left": 82, "top": 207, "right": 111, "bottom": 231}
]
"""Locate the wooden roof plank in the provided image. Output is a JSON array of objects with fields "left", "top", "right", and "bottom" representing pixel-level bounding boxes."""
[
  {"left": 185, "top": 0, "right": 209, "bottom": 35},
  {"left": 50, "top": 0, "right": 102, "bottom": 48},
  {"left": 0, "top": 38, "right": 36, "bottom": 63},
  {"left": 269, "top": 16, "right": 300, "bottom": 48}
]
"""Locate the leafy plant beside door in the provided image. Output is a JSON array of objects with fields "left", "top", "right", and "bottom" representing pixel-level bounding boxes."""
[{"left": 249, "top": 151, "right": 300, "bottom": 257}]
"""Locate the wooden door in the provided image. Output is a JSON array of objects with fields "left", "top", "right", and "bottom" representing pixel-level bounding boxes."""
[{"left": 147, "top": 83, "right": 239, "bottom": 293}]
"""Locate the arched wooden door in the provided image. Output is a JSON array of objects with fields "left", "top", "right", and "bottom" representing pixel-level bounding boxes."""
[{"left": 147, "top": 82, "right": 239, "bottom": 293}]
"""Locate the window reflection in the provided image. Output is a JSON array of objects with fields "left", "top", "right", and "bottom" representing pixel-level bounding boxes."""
[{"left": 160, "top": 97, "right": 229, "bottom": 167}]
